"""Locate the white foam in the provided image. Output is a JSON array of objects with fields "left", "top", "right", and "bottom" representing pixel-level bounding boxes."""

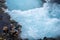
[{"left": 7, "top": 2, "right": 60, "bottom": 39}]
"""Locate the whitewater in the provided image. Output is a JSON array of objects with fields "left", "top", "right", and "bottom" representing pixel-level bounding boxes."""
[{"left": 6, "top": 1, "right": 60, "bottom": 39}]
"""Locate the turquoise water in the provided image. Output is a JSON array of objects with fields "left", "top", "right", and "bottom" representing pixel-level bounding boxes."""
[{"left": 6, "top": 0, "right": 43, "bottom": 11}]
